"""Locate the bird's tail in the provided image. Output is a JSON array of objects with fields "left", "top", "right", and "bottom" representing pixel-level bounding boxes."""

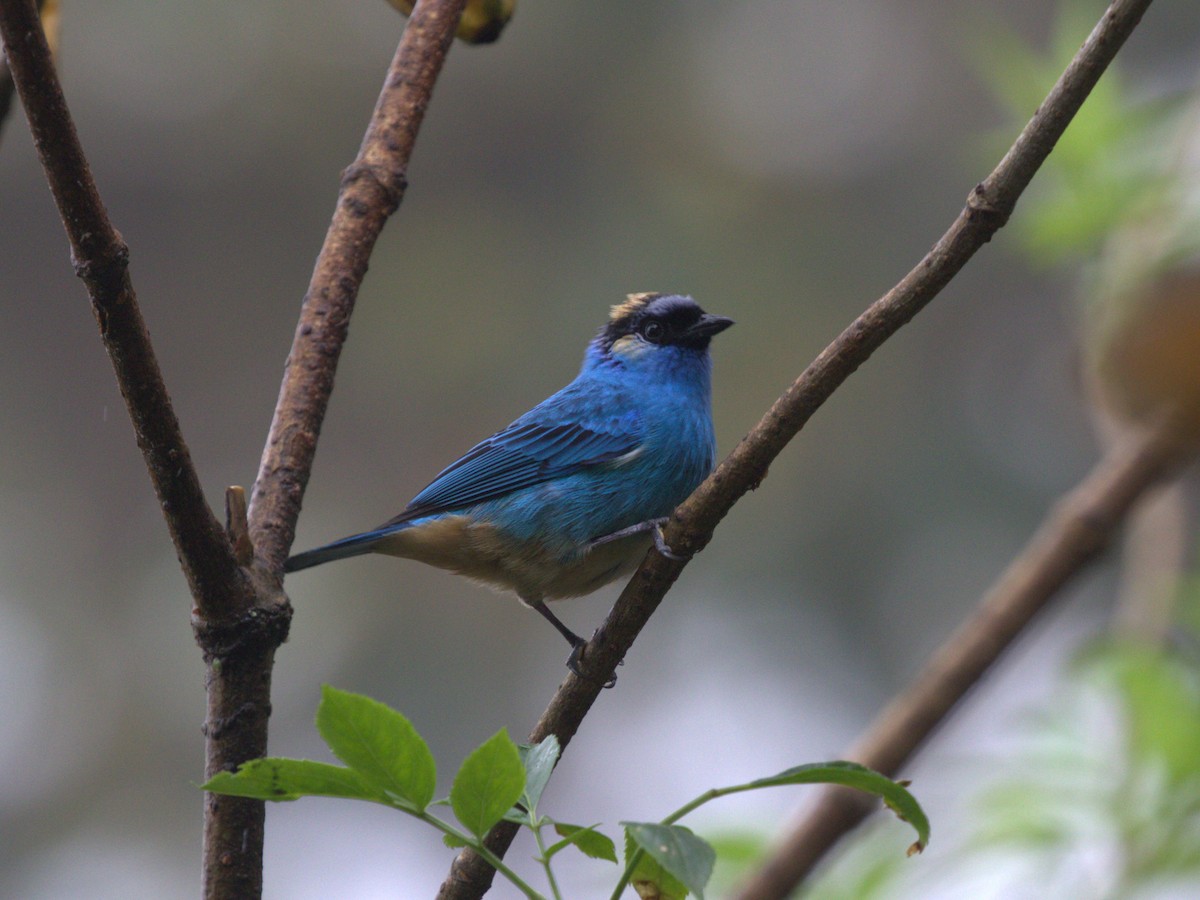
[{"left": 285, "top": 528, "right": 396, "bottom": 573}]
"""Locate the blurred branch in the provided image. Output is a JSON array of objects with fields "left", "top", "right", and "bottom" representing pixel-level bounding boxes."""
[
  {"left": 435, "top": 0, "right": 1157, "bottom": 896},
  {"left": 731, "top": 416, "right": 1192, "bottom": 900},
  {"left": 247, "top": 0, "right": 467, "bottom": 572}
]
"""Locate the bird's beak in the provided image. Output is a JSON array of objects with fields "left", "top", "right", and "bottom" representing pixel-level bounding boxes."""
[{"left": 687, "top": 314, "right": 735, "bottom": 340}]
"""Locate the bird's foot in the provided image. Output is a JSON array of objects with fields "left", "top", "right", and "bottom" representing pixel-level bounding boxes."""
[
  {"left": 566, "top": 637, "right": 621, "bottom": 689},
  {"left": 589, "top": 517, "right": 690, "bottom": 561},
  {"left": 588, "top": 517, "right": 670, "bottom": 549},
  {"left": 652, "top": 523, "right": 689, "bottom": 561}
]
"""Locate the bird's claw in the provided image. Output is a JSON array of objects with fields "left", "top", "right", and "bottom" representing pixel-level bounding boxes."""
[
  {"left": 566, "top": 638, "right": 620, "bottom": 689},
  {"left": 653, "top": 524, "right": 689, "bottom": 562}
]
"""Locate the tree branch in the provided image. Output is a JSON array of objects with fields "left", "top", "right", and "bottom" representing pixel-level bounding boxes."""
[
  {"left": 435, "top": 0, "right": 1157, "bottom": 895},
  {"left": 205, "top": 1, "right": 466, "bottom": 896},
  {"left": 0, "top": 0, "right": 248, "bottom": 619},
  {"left": 2, "top": 0, "right": 469, "bottom": 896},
  {"left": 0, "top": 0, "right": 51, "bottom": 146},
  {"left": 731, "top": 416, "right": 1191, "bottom": 900},
  {"left": 247, "top": 0, "right": 468, "bottom": 571}
]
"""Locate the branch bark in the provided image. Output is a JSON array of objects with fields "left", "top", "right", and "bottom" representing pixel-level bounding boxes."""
[
  {"left": 731, "top": 417, "right": 1191, "bottom": 900},
  {"left": 435, "top": 0, "right": 1157, "bottom": 896}
]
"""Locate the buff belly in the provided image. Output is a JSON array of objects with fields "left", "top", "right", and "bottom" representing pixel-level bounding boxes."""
[{"left": 371, "top": 515, "right": 653, "bottom": 602}]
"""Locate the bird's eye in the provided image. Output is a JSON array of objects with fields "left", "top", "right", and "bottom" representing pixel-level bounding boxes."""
[{"left": 641, "top": 321, "right": 666, "bottom": 343}]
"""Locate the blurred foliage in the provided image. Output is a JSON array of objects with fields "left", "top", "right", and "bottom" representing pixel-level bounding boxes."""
[
  {"left": 979, "top": 1, "right": 1200, "bottom": 433},
  {"left": 805, "top": 637, "right": 1200, "bottom": 898},
  {"left": 972, "top": 0, "right": 1191, "bottom": 270},
  {"left": 966, "top": 640, "right": 1200, "bottom": 896}
]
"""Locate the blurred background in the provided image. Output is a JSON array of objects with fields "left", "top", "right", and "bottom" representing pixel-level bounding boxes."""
[{"left": 3, "top": 1, "right": 1200, "bottom": 897}]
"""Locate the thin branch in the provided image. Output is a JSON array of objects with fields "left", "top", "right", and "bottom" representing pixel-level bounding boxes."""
[
  {"left": 3, "top": 0, "right": 469, "bottom": 896},
  {"left": 0, "top": 0, "right": 246, "bottom": 619},
  {"left": 247, "top": 0, "right": 468, "bottom": 571},
  {"left": 731, "top": 417, "right": 1191, "bottom": 900},
  {"left": 435, "top": 0, "right": 1156, "bottom": 895}
]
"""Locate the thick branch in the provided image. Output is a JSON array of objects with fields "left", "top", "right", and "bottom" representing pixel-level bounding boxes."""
[
  {"left": 0, "top": 0, "right": 246, "bottom": 619},
  {"left": 247, "top": 0, "right": 469, "bottom": 572},
  {"left": 731, "top": 418, "right": 1190, "bottom": 900},
  {"left": 435, "top": 0, "right": 1156, "bottom": 895},
  {"left": 201, "top": 2, "right": 466, "bottom": 897}
]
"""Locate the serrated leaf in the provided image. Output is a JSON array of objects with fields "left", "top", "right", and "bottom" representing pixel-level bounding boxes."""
[
  {"left": 450, "top": 729, "right": 526, "bottom": 838},
  {"left": 548, "top": 822, "right": 618, "bottom": 863},
  {"left": 315, "top": 686, "right": 436, "bottom": 812},
  {"left": 624, "top": 822, "right": 714, "bottom": 899},
  {"left": 518, "top": 735, "right": 560, "bottom": 811},
  {"left": 202, "top": 758, "right": 382, "bottom": 803},
  {"left": 746, "top": 761, "right": 930, "bottom": 853},
  {"left": 442, "top": 832, "right": 470, "bottom": 849}
]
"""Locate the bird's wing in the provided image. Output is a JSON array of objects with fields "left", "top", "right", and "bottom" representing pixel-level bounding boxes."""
[{"left": 384, "top": 414, "right": 641, "bottom": 525}]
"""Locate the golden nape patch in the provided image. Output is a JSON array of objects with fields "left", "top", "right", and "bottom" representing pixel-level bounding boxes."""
[
  {"left": 608, "top": 292, "right": 662, "bottom": 325},
  {"left": 609, "top": 333, "right": 651, "bottom": 359}
]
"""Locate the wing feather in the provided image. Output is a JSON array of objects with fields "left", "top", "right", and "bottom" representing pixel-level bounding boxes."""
[{"left": 383, "top": 408, "right": 641, "bottom": 526}]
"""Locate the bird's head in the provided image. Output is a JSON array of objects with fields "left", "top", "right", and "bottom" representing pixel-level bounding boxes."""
[{"left": 587, "top": 293, "right": 734, "bottom": 370}]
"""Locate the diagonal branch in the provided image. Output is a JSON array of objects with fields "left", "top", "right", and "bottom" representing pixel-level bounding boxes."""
[
  {"left": 247, "top": 0, "right": 469, "bottom": 571},
  {"left": 0, "top": 0, "right": 246, "bottom": 620},
  {"left": 731, "top": 416, "right": 1192, "bottom": 900},
  {"left": 435, "top": 0, "right": 1157, "bottom": 895}
]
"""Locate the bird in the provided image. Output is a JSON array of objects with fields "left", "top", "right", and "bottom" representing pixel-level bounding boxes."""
[{"left": 285, "top": 292, "right": 733, "bottom": 677}]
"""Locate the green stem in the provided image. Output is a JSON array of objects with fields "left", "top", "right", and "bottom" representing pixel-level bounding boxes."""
[
  {"left": 660, "top": 787, "right": 728, "bottom": 825},
  {"left": 419, "top": 814, "right": 545, "bottom": 900},
  {"left": 531, "top": 820, "right": 564, "bottom": 900},
  {"left": 609, "top": 851, "right": 639, "bottom": 900}
]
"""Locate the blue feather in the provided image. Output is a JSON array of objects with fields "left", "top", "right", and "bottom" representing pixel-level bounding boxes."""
[{"left": 394, "top": 403, "right": 643, "bottom": 523}]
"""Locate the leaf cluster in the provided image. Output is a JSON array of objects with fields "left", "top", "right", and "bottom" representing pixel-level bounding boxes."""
[{"left": 204, "top": 687, "right": 929, "bottom": 898}]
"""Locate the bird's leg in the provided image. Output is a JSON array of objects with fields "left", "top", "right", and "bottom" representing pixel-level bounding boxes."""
[
  {"left": 525, "top": 595, "right": 585, "bottom": 648},
  {"left": 523, "top": 595, "right": 617, "bottom": 688},
  {"left": 588, "top": 517, "right": 688, "bottom": 561}
]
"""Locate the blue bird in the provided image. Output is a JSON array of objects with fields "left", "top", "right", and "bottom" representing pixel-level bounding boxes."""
[{"left": 285, "top": 293, "right": 732, "bottom": 675}]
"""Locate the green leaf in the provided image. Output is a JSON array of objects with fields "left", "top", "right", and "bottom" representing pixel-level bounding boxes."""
[
  {"left": 1105, "top": 644, "right": 1200, "bottom": 781},
  {"left": 442, "top": 832, "right": 470, "bottom": 850},
  {"left": 548, "top": 822, "right": 618, "bottom": 863},
  {"left": 624, "top": 822, "right": 714, "bottom": 899},
  {"left": 623, "top": 828, "right": 690, "bottom": 900},
  {"left": 202, "top": 758, "right": 382, "bottom": 803},
  {"left": 314, "top": 686, "right": 436, "bottom": 812},
  {"left": 746, "top": 761, "right": 930, "bottom": 854},
  {"left": 519, "top": 735, "right": 560, "bottom": 811},
  {"left": 450, "top": 729, "right": 526, "bottom": 838}
]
